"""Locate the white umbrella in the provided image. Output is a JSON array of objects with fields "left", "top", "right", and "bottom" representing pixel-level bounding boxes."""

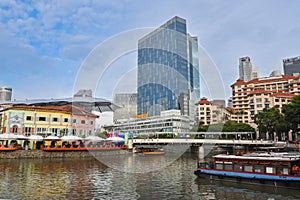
[
  {"left": 106, "top": 136, "right": 125, "bottom": 142},
  {"left": 17, "top": 134, "right": 28, "bottom": 140},
  {"left": 61, "top": 135, "right": 82, "bottom": 141},
  {"left": 44, "top": 135, "right": 61, "bottom": 140},
  {"left": 85, "top": 135, "right": 105, "bottom": 142},
  {"left": 0, "top": 133, "right": 18, "bottom": 140},
  {"left": 27, "top": 135, "right": 44, "bottom": 141}
]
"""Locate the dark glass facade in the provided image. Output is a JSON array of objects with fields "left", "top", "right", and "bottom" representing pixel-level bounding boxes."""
[
  {"left": 137, "top": 16, "right": 200, "bottom": 117},
  {"left": 283, "top": 56, "right": 300, "bottom": 76}
]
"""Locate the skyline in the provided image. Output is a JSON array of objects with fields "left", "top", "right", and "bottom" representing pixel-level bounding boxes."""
[{"left": 1, "top": 1, "right": 300, "bottom": 124}]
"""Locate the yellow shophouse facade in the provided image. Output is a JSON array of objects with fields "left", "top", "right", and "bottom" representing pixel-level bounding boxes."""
[{"left": 0, "top": 105, "right": 98, "bottom": 137}]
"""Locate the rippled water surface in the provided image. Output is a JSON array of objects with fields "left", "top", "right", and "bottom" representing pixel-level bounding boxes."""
[{"left": 1, "top": 152, "right": 300, "bottom": 199}]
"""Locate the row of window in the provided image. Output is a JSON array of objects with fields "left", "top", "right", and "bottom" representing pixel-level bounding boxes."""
[
  {"left": 25, "top": 116, "right": 93, "bottom": 125},
  {"left": 215, "top": 162, "right": 289, "bottom": 175}
]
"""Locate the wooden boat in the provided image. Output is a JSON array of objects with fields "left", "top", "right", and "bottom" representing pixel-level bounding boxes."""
[
  {"left": 194, "top": 152, "right": 300, "bottom": 188},
  {"left": 134, "top": 146, "right": 165, "bottom": 155},
  {"left": 142, "top": 150, "right": 165, "bottom": 155},
  {"left": 0, "top": 145, "right": 20, "bottom": 151}
]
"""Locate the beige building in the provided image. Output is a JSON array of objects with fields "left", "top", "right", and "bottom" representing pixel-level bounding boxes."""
[
  {"left": 195, "top": 97, "right": 227, "bottom": 125},
  {"left": 231, "top": 75, "right": 300, "bottom": 124}
]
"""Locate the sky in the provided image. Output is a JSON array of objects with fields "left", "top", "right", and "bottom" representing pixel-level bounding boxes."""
[{"left": 1, "top": 0, "right": 300, "bottom": 125}]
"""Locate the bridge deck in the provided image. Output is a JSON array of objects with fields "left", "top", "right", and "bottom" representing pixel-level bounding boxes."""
[{"left": 131, "top": 138, "right": 279, "bottom": 145}]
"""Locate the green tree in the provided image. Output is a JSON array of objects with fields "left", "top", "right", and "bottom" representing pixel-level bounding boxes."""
[
  {"left": 254, "top": 106, "right": 288, "bottom": 140},
  {"left": 282, "top": 95, "right": 300, "bottom": 141},
  {"left": 222, "top": 120, "right": 255, "bottom": 133}
]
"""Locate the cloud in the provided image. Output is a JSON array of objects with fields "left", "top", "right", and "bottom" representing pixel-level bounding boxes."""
[{"left": 0, "top": 0, "right": 300, "bottom": 103}]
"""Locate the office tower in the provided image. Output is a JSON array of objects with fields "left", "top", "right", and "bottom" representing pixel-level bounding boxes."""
[
  {"left": 137, "top": 16, "right": 200, "bottom": 117},
  {"left": 113, "top": 93, "right": 137, "bottom": 122},
  {"left": 73, "top": 89, "right": 93, "bottom": 111},
  {"left": 239, "top": 56, "right": 253, "bottom": 82},
  {"left": 0, "top": 86, "right": 12, "bottom": 101},
  {"left": 252, "top": 67, "right": 259, "bottom": 79},
  {"left": 283, "top": 56, "right": 300, "bottom": 76},
  {"left": 227, "top": 97, "right": 233, "bottom": 108},
  {"left": 73, "top": 89, "right": 93, "bottom": 98}
]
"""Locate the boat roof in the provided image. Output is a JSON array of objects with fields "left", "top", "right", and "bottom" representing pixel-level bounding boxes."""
[{"left": 214, "top": 152, "right": 300, "bottom": 162}]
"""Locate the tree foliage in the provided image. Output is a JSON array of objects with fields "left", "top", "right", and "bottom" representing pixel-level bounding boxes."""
[
  {"left": 254, "top": 106, "right": 289, "bottom": 140},
  {"left": 195, "top": 120, "right": 254, "bottom": 133},
  {"left": 282, "top": 95, "right": 300, "bottom": 140}
]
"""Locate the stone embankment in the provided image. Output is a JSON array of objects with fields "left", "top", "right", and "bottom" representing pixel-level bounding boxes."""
[{"left": 0, "top": 149, "right": 130, "bottom": 159}]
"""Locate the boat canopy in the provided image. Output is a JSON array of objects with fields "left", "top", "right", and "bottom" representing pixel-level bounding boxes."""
[{"left": 214, "top": 153, "right": 300, "bottom": 162}]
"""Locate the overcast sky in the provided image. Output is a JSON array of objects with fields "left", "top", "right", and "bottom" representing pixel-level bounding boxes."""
[{"left": 1, "top": 0, "right": 299, "bottom": 124}]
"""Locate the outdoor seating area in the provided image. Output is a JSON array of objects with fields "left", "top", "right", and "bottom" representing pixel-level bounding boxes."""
[{"left": 0, "top": 133, "right": 127, "bottom": 151}]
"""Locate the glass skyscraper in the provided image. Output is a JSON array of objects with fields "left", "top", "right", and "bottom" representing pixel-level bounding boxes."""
[{"left": 137, "top": 16, "right": 200, "bottom": 117}]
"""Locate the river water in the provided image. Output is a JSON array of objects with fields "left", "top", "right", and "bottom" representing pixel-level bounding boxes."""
[{"left": 1, "top": 151, "right": 300, "bottom": 200}]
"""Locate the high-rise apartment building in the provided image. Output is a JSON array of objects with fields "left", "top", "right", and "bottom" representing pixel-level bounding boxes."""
[
  {"left": 113, "top": 93, "right": 137, "bottom": 122},
  {"left": 231, "top": 75, "right": 300, "bottom": 124},
  {"left": 0, "top": 86, "right": 12, "bottom": 101},
  {"left": 283, "top": 56, "right": 300, "bottom": 76},
  {"left": 137, "top": 16, "right": 200, "bottom": 117},
  {"left": 239, "top": 56, "right": 253, "bottom": 82},
  {"left": 195, "top": 97, "right": 227, "bottom": 125}
]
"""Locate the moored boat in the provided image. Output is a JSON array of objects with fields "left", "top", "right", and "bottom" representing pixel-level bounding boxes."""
[
  {"left": 194, "top": 152, "right": 300, "bottom": 188},
  {"left": 134, "top": 146, "right": 165, "bottom": 155}
]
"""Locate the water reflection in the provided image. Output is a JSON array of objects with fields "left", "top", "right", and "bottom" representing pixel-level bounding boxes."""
[
  {"left": 0, "top": 153, "right": 300, "bottom": 199},
  {"left": 195, "top": 178, "right": 300, "bottom": 200}
]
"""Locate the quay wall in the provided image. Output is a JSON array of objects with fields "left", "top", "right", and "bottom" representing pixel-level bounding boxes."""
[{"left": 0, "top": 149, "right": 131, "bottom": 159}]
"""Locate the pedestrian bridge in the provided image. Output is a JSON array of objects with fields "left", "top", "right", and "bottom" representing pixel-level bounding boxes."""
[{"left": 130, "top": 138, "right": 277, "bottom": 146}]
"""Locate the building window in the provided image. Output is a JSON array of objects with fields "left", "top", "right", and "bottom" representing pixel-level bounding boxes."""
[
  {"left": 38, "top": 117, "right": 47, "bottom": 121},
  {"left": 52, "top": 117, "right": 58, "bottom": 122},
  {"left": 90, "top": 121, "right": 94, "bottom": 125},
  {"left": 26, "top": 116, "right": 33, "bottom": 121},
  {"left": 257, "top": 104, "right": 263, "bottom": 108},
  {"left": 73, "top": 119, "right": 77, "bottom": 123},
  {"left": 256, "top": 98, "right": 262, "bottom": 102},
  {"left": 81, "top": 120, "right": 86, "bottom": 124},
  {"left": 12, "top": 125, "right": 18, "bottom": 133},
  {"left": 64, "top": 118, "right": 69, "bottom": 122}
]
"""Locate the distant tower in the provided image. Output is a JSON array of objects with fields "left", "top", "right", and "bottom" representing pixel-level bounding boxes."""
[
  {"left": 239, "top": 56, "right": 253, "bottom": 82},
  {"left": 113, "top": 93, "right": 137, "bottom": 122},
  {"left": 73, "top": 89, "right": 93, "bottom": 111},
  {"left": 73, "top": 89, "right": 93, "bottom": 98},
  {"left": 270, "top": 70, "right": 282, "bottom": 77},
  {"left": 283, "top": 56, "right": 300, "bottom": 76},
  {"left": 0, "top": 86, "right": 12, "bottom": 101},
  {"left": 252, "top": 67, "right": 259, "bottom": 79}
]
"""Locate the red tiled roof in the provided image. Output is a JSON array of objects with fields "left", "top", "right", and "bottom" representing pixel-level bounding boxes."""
[
  {"left": 247, "top": 75, "right": 295, "bottom": 84},
  {"left": 9, "top": 105, "right": 98, "bottom": 118},
  {"left": 231, "top": 79, "right": 246, "bottom": 87},
  {"left": 231, "top": 75, "right": 299, "bottom": 88},
  {"left": 195, "top": 97, "right": 211, "bottom": 105},
  {"left": 270, "top": 92, "right": 295, "bottom": 98}
]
